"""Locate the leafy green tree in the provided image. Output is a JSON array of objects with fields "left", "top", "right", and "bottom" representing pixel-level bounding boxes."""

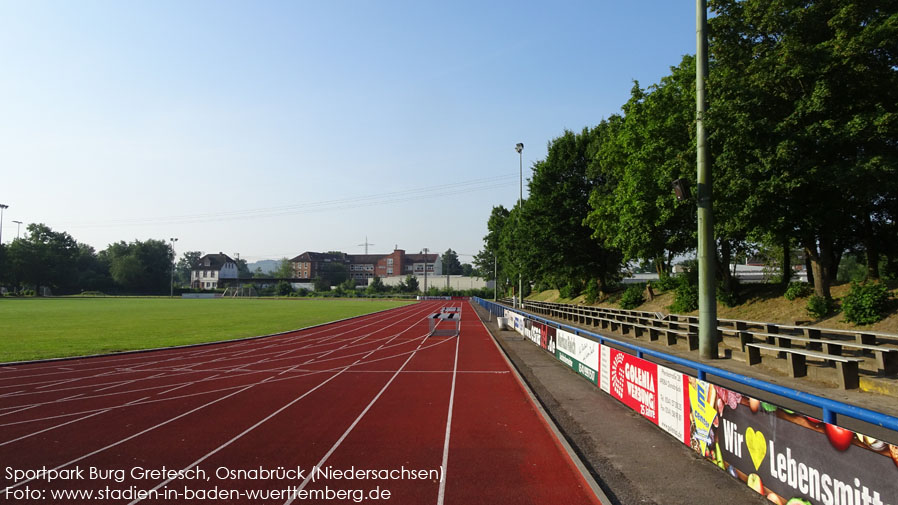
[
  {"left": 102, "top": 239, "right": 172, "bottom": 294},
  {"left": 273, "top": 258, "right": 293, "bottom": 278},
  {"left": 523, "top": 127, "right": 622, "bottom": 297},
  {"left": 404, "top": 274, "right": 419, "bottom": 293},
  {"left": 366, "top": 276, "right": 386, "bottom": 295},
  {"left": 176, "top": 251, "right": 203, "bottom": 285},
  {"left": 6, "top": 224, "right": 81, "bottom": 294},
  {"left": 586, "top": 58, "right": 697, "bottom": 277},
  {"left": 474, "top": 206, "right": 510, "bottom": 288},
  {"left": 313, "top": 276, "right": 330, "bottom": 292},
  {"left": 460, "top": 263, "right": 476, "bottom": 277},
  {"left": 708, "top": 0, "right": 898, "bottom": 297},
  {"left": 276, "top": 281, "right": 293, "bottom": 296},
  {"left": 441, "top": 249, "right": 463, "bottom": 275},
  {"left": 236, "top": 258, "right": 252, "bottom": 279}
]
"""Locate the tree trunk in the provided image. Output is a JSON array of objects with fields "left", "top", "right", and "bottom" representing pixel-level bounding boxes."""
[
  {"left": 781, "top": 237, "right": 792, "bottom": 285},
  {"left": 595, "top": 277, "right": 606, "bottom": 301},
  {"left": 718, "top": 240, "right": 733, "bottom": 293},
  {"left": 828, "top": 244, "right": 841, "bottom": 284},
  {"left": 805, "top": 253, "right": 814, "bottom": 287},
  {"left": 863, "top": 214, "right": 880, "bottom": 279},
  {"left": 804, "top": 239, "right": 832, "bottom": 299}
]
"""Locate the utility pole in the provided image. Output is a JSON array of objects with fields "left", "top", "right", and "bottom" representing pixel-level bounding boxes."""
[
  {"left": 423, "top": 248, "right": 428, "bottom": 295},
  {"left": 169, "top": 237, "right": 179, "bottom": 298},
  {"left": 0, "top": 204, "right": 7, "bottom": 245},
  {"left": 494, "top": 255, "right": 498, "bottom": 301},
  {"left": 696, "top": 0, "right": 718, "bottom": 359}
]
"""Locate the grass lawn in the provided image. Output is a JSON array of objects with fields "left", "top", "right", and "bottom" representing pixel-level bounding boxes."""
[{"left": 0, "top": 297, "right": 414, "bottom": 363}]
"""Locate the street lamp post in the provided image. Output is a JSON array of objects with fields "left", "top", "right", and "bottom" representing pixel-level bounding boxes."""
[
  {"left": 422, "top": 248, "right": 429, "bottom": 296},
  {"left": 515, "top": 143, "right": 524, "bottom": 308},
  {"left": 0, "top": 204, "right": 8, "bottom": 245},
  {"left": 12, "top": 221, "right": 22, "bottom": 240},
  {"left": 169, "top": 237, "right": 179, "bottom": 298}
]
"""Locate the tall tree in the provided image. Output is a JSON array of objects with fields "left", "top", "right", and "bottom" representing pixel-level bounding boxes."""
[
  {"left": 709, "top": 0, "right": 898, "bottom": 297},
  {"left": 440, "top": 249, "right": 463, "bottom": 275},
  {"left": 524, "top": 128, "right": 622, "bottom": 296},
  {"left": 102, "top": 239, "right": 173, "bottom": 294},
  {"left": 6, "top": 224, "right": 81, "bottom": 294},
  {"left": 176, "top": 251, "right": 203, "bottom": 285},
  {"left": 586, "top": 59, "right": 697, "bottom": 275},
  {"left": 474, "top": 206, "right": 511, "bottom": 289}
]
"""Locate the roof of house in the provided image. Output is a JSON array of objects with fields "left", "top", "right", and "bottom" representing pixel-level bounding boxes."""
[
  {"left": 289, "top": 251, "right": 348, "bottom": 263},
  {"left": 197, "top": 253, "right": 235, "bottom": 269}
]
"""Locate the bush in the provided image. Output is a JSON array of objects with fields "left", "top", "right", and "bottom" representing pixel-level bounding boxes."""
[
  {"left": 717, "top": 287, "right": 738, "bottom": 308},
  {"left": 559, "top": 281, "right": 581, "bottom": 299},
  {"left": 841, "top": 282, "right": 891, "bottom": 325},
  {"left": 620, "top": 284, "right": 645, "bottom": 310},
  {"left": 806, "top": 295, "right": 836, "bottom": 320},
  {"left": 784, "top": 281, "right": 812, "bottom": 301},
  {"left": 670, "top": 280, "right": 699, "bottom": 313},
  {"left": 584, "top": 280, "right": 600, "bottom": 304},
  {"left": 655, "top": 273, "right": 679, "bottom": 292}
]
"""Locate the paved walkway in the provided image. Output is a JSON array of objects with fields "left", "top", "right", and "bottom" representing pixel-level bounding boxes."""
[{"left": 473, "top": 302, "right": 769, "bottom": 505}]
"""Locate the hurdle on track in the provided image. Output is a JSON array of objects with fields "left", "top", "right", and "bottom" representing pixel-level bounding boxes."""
[{"left": 427, "top": 308, "right": 461, "bottom": 337}]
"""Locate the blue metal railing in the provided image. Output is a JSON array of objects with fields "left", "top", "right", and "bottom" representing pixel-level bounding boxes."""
[{"left": 473, "top": 297, "right": 898, "bottom": 432}]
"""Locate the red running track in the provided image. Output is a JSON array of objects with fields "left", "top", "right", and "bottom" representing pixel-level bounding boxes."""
[{"left": 0, "top": 300, "right": 602, "bottom": 504}]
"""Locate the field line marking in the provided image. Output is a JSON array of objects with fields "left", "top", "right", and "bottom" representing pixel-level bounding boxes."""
[
  {"left": 283, "top": 334, "right": 434, "bottom": 504},
  {"left": 128, "top": 317, "right": 430, "bottom": 504},
  {"left": 436, "top": 332, "right": 460, "bottom": 505}
]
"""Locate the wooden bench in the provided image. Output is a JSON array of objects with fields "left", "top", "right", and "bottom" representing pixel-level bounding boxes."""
[
  {"left": 735, "top": 331, "right": 898, "bottom": 376},
  {"left": 745, "top": 343, "right": 863, "bottom": 389}
]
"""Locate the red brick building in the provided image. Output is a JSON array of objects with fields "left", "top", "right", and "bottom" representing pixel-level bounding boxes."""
[{"left": 290, "top": 249, "right": 439, "bottom": 285}]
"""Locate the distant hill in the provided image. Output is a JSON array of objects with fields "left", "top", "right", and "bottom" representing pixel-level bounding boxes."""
[{"left": 247, "top": 259, "right": 279, "bottom": 275}]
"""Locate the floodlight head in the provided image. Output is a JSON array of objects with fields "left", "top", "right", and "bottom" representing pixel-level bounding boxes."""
[
  {"left": 671, "top": 178, "right": 690, "bottom": 201},
  {"left": 515, "top": 143, "right": 524, "bottom": 153},
  {"left": 0, "top": 204, "right": 8, "bottom": 210}
]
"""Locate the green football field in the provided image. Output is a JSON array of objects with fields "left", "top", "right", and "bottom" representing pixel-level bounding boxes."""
[{"left": 0, "top": 297, "right": 414, "bottom": 363}]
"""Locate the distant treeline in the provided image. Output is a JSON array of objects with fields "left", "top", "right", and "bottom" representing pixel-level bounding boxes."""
[{"left": 475, "top": 0, "right": 898, "bottom": 304}]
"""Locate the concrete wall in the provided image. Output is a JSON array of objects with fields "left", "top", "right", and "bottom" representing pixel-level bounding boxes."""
[{"left": 373, "top": 275, "right": 492, "bottom": 292}]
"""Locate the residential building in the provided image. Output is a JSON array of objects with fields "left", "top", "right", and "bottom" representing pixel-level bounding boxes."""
[
  {"left": 191, "top": 253, "right": 239, "bottom": 290},
  {"left": 290, "top": 248, "right": 440, "bottom": 286}
]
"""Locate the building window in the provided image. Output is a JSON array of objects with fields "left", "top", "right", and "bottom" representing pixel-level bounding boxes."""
[
  {"left": 387, "top": 258, "right": 393, "bottom": 265},
  {"left": 387, "top": 268, "right": 393, "bottom": 275}
]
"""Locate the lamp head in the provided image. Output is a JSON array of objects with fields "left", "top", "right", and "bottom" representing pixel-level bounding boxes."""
[{"left": 515, "top": 143, "right": 524, "bottom": 154}]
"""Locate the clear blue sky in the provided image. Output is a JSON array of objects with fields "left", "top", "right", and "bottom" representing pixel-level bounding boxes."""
[{"left": 0, "top": 1, "right": 697, "bottom": 264}]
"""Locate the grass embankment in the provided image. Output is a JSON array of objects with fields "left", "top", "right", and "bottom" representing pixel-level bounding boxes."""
[
  {"left": 0, "top": 298, "right": 413, "bottom": 363},
  {"left": 529, "top": 283, "right": 898, "bottom": 333}
]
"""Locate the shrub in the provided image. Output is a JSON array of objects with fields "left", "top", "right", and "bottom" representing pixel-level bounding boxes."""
[
  {"left": 841, "top": 282, "right": 891, "bottom": 325},
  {"left": 784, "top": 281, "right": 812, "bottom": 301},
  {"left": 559, "top": 281, "right": 581, "bottom": 299},
  {"left": 670, "top": 279, "right": 699, "bottom": 313},
  {"left": 717, "top": 287, "right": 738, "bottom": 308},
  {"left": 806, "top": 295, "right": 836, "bottom": 320},
  {"left": 655, "top": 273, "right": 679, "bottom": 292},
  {"left": 619, "top": 284, "right": 645, "bottom": 310},
  {"left": 584, "top": 280, "right": 600, "bottom": 304}
]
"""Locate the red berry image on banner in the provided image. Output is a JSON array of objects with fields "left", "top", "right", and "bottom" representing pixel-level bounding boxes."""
[{"left": 824, "top": 424, "right": 854, "bottom": 452}]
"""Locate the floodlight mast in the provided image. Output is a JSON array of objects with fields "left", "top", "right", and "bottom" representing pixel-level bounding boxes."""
[
  {"left": 515, "top": 143, "right": 524, "bottom": 309},
  {"left": 696, "top": 0, "right": 717, "bottom": 359}
]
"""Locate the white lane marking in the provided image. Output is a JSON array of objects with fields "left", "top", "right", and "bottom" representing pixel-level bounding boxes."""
[
  {"left": 436, "top": 332, "right": 460, "bottom": 505},
  {"left": 129, "top": 326, "right": 428, "bottom": 504},
  {"left": 0, "top": 396, "right": 149, "bottom": 447},
  {"left": 283, "top": 334, "right": 433, "bottom": 505}
]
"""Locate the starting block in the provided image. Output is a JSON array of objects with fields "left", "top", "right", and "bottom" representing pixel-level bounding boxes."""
[{"left": 427, "top": 308, "right": 461, "bottom": 337}]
